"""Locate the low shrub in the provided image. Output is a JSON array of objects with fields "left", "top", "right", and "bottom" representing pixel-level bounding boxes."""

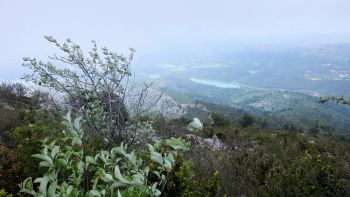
[{"left": 20, "top": 113, "right": 190, "bottom": 196}]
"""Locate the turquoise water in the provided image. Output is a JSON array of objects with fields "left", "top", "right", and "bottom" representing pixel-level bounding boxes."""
[{"left": 190, "top": 78, "right": 240, "bottom": 89}]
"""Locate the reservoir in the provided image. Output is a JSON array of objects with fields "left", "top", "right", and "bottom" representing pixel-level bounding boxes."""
[{"left": 190, "top": 78, "right": 240, "bottom": 89}]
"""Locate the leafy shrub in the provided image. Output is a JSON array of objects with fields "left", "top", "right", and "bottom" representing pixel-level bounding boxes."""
[
  {"left": 0, "top": 125, "right": 48, "bottom": 194},
  {"left": 162, "top": 158, "right": 198, "bottom": 197},
  {"left": 20, "top": 113, "right": 189, "bottom": 196}
]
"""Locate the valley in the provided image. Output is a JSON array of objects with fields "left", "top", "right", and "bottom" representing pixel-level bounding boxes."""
[{"left": 133, "top": 44, "right": 350, "bottom": 135}]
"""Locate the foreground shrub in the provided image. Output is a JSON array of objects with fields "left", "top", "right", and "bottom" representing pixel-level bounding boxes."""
[{"left": 20, "top": 113, "right": 189, "bottom": 196}]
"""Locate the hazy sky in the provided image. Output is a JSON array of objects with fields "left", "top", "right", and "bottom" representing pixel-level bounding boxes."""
[{"left": 1, "top": 0, "right": 350, "bottom": 79}]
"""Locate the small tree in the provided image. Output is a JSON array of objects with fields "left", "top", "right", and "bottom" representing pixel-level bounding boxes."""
[
  {"left": 22, "top": 36, "right": 161, "bottom": 146},
  {"left": 211, "top": 113, "right": 230, "bottom": 127},
  {"left": 240, "top": 113, "right": 254, "bottom": 128},
  {"left": 308, "top": 120, "right": 321, "bottom": 136}
]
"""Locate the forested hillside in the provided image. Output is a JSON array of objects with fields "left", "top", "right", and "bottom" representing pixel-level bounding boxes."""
[{"left": 153, "top": 76, "right": 350, "bottom": 134}]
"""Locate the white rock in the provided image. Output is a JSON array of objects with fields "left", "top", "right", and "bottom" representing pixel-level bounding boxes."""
[
  {"left": 187, "top": 118, "right": 203, "bottom": 132},
  {"left": 184, "top": 134, "right": 224, "bottom": 150}
]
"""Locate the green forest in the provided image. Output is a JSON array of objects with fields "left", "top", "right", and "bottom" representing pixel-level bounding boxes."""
[{"left": 0, "top": 37, "right": 350, "bottom": 197}]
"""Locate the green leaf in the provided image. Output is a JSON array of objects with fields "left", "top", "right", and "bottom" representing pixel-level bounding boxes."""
[
  {"left": 32, "top": 154, "right": 53, "bottom": 166},
  {"left": 166, "top": 138, "right": 189, "bottom": 150},
  {"left": 20, "top": 177, "right": 36, "bottom": 195},
  {"left": 131, "top": 173, "right": 144, "bottom": 186},
  {"left": 150, "top": 152, "right": 163, "bottom": 165},
  {"left": 39, "top": 161, "right": 52, "bottom": 167},
  {"left": 74, "top": 116, "right": 83, "bottom": 130},
  {"left": 151, "top": 182, "right": 161, "bottom": 196},
  {"left": 144, "top": 166, "right": 150, "bottom": 176},
  {"left": 65, "top": 111, "right": 72, "bottom": 123},
  {"left": 164, "top": 159, "right": 172, "bottom": 171},
  {"left": 111, "top": 145, "right": 126, "bottom": 155},
  {"left": 154, "top": 189, "right": 161, "bottom": 196},
  {"left": 66, "top": 185, "right": 75, "bottom": 196},
  {"left": 86, "top": 156, "right": 96, "bottom": 165},
  {"left": 57, "top": 158, "right": 67, "bottom": 166},
  {"left": 34, "top": 176, "right": 49, "bottom": 196},
  {"left": 167, "top": 153, "right": 175, "bottom": 164},
  {"left": 51, "top": 145, "right": 60, "bottom": 159},
  {"left": 125, "top": 152, "right": 137, "bottom": 166},
  {"left": 47, "top": 181, "right": 57, "bottom": 197},
  {"left": 114, "top": 165, "right": 123, "bottom": 180},
  {"left": 98, "top": 169, "right": 114, "bottom": 182},
  {"left": 147, "top": 144, "right": 154, "bottom": 152},
  {"left": 24, "top": 177, "right": 34, "bottom": 191},
  {"left": 89, "top": 190, "right": 101, "bottom": 197}
]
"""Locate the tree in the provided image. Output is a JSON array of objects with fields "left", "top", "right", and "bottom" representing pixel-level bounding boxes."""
[
  {"left": 240, "top": 113, "right": 254, "bottom": 128},
  {"left": 22, "top": 36, "right": 161, "bottom": 146},
  {"left": 211, "top": 113, "right": 230, "bottom": 127},
  {"left": 0, "top": 83, "right": 30, "bottom": 109},
  {"left": 308, "top": 120, "right": 321, "bottom": 135}
]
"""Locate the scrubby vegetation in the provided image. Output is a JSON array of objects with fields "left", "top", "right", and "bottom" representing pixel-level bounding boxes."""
[
  {"left": 1, "top": 37, "right": 350, "bottom": 196},
  {"left": 153, "top": 113, "right": 350, "bottom": 196},
  {"left": 20, "top": 113, "right": 190, "bottom": 196}
]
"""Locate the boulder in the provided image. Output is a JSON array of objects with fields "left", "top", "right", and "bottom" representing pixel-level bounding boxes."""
[
  {"left": 187, "top": 118, "right": 203, "bottom": 132},
  {"left": 184, "top": 134, "right": 224, "bottom": 150}
]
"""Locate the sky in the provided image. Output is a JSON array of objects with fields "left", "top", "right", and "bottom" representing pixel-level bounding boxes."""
[{"left": 1, "top": 0, "right": 350, "bottom": 80}]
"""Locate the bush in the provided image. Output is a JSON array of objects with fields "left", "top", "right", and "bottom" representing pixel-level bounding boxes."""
[
  {"left": 215, "top": 131, "right": 226, "bottom": 141},
  {"left": 162, "top": 158, "right": 199, "bottom": 197},
  {"left": 0, "top": 125, "right": 48, "bottom": 194},
  {"left": 211, "top": 113, "right": 230, "bottom": 127},
  {"left": 264, "top": 151, "right": 350, "bottom": 196},
  {"left": 184, "top": 126, "right": 350, "bottom": 196},
  {"left": 240, "top": 113, "right": 254, "bottom": 128},
  {"left": 20, "top": 113, "right": 190, "bottom": 196}
]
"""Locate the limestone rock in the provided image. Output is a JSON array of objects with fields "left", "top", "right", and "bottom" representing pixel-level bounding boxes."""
[{"left": 187, "top": 118, "right": 203, "bottom": 132}]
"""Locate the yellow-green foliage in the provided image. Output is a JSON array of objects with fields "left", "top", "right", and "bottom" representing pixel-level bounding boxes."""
[{"left": 0, "top": 189, "right": 12, "bottom": 197}]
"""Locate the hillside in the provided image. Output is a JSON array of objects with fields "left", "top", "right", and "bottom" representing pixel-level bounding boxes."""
[{"left": 151, "top": 76, "right": 350, "bottom": 134}]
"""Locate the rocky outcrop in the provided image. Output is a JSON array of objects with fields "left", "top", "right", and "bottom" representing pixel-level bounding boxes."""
[{"left": 184, "top": 134, "right": 224, "bottom": 150}]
